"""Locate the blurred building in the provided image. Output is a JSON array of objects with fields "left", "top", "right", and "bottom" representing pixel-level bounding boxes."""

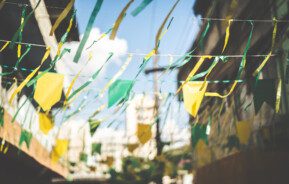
[
  {"left": 177, "top": 0, "right": 289, "bottom": 183},
  {"left": 0, "top": 0, "right": 79, "bottom": 183}
]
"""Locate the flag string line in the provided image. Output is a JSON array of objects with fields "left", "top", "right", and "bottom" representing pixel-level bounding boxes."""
[
  {"left": 0, "top": 39, "right": 276, "bottom": 58},
  {"left": 0, "top": 75, "right": 280, "bottom": 84},
  {"left": 4, "top": 1, "right": 289, "bottom": 23}
]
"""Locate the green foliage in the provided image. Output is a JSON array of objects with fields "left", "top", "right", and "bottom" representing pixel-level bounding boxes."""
[{"left": 109, "top": 156, "right": 166, "bottom": 184}]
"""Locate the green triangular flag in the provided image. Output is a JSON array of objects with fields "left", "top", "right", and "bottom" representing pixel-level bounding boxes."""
[
  {"left": 253, "top": 79, "right": 276, "bottom": 114},
  {"left": 191, "top": 124, "right": 208, "bottom": 148},
  {"left": 0, "top": 107, "right": 4, "bottom": 127},
  {"left": 91, "top": 143, "right": 102, "bottom": 155},
  {"left": 19, "top": 129, "right": 32, "bottom": 149},
  {"left": 79, "top": 152, "right": 88, "bottom": 162},
  {"left": 89, "top": 119, "right": 101, "bottom": 136},
  {"left": 223, "top": 135, "right": 240, "bottom": 151},
  {"left": 108, "top": 79, "right": 133, "bottom": 107}
]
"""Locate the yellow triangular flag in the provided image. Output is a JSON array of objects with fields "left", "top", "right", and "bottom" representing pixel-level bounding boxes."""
[
  {"left": 34, "top": 72, "right": 64, "bottom": 111},
  {"left": 137, "top": 123, "right": 152, "bottom": 145},
  {"left": 51, "top": 139, "right": 68, "bottom": 162},
  {"left": 236, "top": 120, "right": 252, "bottom": 145},
  {"left": 183, "top": 81, "right": 208, "bottom": 117},
  {"left": 38, "top": 113, "right": 54, "bottom": 135},
  {"left": 127, "top": 143, "right": 139, "bottom": 153}
]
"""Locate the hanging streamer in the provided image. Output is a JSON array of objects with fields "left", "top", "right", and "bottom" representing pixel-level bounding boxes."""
[
  {"left": 205, "top": 81, "right": 238, "bottom": 98},
  {"left": 73, "top": 0, "right": 103, "bottom": 63},
  {"left": 275, "top": 79, "right": 282, "bottom": 113},
  {"left": 99, "top": 54, "right": 132, "bottom": 97},
  {"left": 236, "top": 21, "right": 254, "bottom": 79},
  {"left": 50, "top": 0, "right": 75, "bottom": 36},
  {"left": 67, "top": 53, "right": 113, "bottom": 101},
  {"left": 199, "top": 20, "right": 211, "bottom": 51},
  {"left": 0, "top": 41, "right": 10, "bottom": 52},
  {"left": 253, "top": 52, "right": 272, "bottom": 76},
  {"left": 56, "top": 10, "right": 76, "bottom": 56},
  {"left": 176, "top": 56, "right": 212, "bottom": 94},
  {"left": 86, "top": 27, "right": 113, "bottom": 49},
  {"left": 222, "top": 19, "right": 233, "bottom": 53},
  {"left": 18, "top": 5, "right": 27, "bottom": 58},
  {"left": 131, "top": 0, "right": 153, "bottom": 17},
  {"left": 110, "top": 0, "right": 134, "bottom": 40},
  {"left": 0, "top": 45, "right": 31, "bottom": 76},
  {"left": 9, "top": 47, "right": 51, "bottom": 105},
  {"left": 10, "top": 0, "right": 41, "bottom": 48},
  {"left": 253, "top": 18, "right": 277, "bottom": 76},
  {"left": 155, "top": 0, "right": 180, "bottom": 51},
  {"left": 190, "top": 57, "right": 221, "bottom": 81},
  {"left": 26, "top": 48, "right": 70, "bottom": 87}
]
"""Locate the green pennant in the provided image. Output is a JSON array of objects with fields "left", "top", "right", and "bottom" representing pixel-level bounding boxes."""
[
  {"left": 0, "top": 107, "right": 4, "bottom": 127},
  {"left": 108, "top": 79, "right": 133, "bottom": 107},
  {"left": 73, "top": 0, "right": 103, "bottom": 63},
  {"left": 131, "top": 0, "right": 153, "bottom": 17},
  {"left": 223, "top": 135, "right": 240, "bottom": 151},
  {"left": 191, "top": 123, "right": 208, "bottom": 148},
  {"left": 91, "top": 143, "right": 102, "bottom": 155},
  {"left": 79, "top": 152, "right": 88, "bottom": 162},
  {"left": 89, "top": 119, "right": 101, "bottom": 136},
  {"left": 19, "top": 129, "right": 32, "bottom": 149},
  {"left": 253, "top": 79, "right": 276, "bottom": 114}
]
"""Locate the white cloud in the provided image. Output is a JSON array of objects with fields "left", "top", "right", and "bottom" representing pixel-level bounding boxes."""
[{"left": 55, "top": 27, "right": 128, "bottom": 89}]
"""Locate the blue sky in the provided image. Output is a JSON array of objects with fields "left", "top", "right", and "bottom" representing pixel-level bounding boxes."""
[{"left": 61, "top": 0, "right": 200, "bottom": 131}]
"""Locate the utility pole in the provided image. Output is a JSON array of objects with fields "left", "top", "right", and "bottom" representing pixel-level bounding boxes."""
[{"left": 152, "top": 52, "right": 163, "bottom": 156}]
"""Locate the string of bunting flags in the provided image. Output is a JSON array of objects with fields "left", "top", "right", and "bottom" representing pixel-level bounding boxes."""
[{"left": 0, "top": 0, "right": 286, "bottom": 166}]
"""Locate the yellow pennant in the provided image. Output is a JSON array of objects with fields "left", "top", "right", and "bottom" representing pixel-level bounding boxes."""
[
  {"left": 176, "top": 56, "right": 212, "bottom": 94},
  {"left": 205, "top": 81, "right": 238, "bottom": 98},
  {"left": 9, "top": 47, "right": 51, "bottom": 105},
  {"left": 236, "top": 120, "right": 252, "bottom": 145},
  {"left": 51, "top": 139, "right": 69, "bottom": 162},
  {"left": 0, "top": 41, "right": 10, "bottom": 52},
  {"left": 183, "top": 81, "right": 208, "bottom": 117},
  {"left": 222, "top": 19, "right": 233, "bottom": 53},
  {"left": 195, "top": 140, "right": 211, "bottom": 167},
  {"left": 127, "top": 143, "right": 139, "bottom": 153},
  {"left": 137, "top": 123, "right": 152, "bottom": 145},
  {"left": 99, "top": 54, "right": 132, "bottom": 97},
  {"left": 50, "top": 0, "right": 75, "bottom": 36},
  {"left": 105, "top": 156, "right": 114, "bottom": 167},
  {"left": 275, "top": 79, "right": 282, "bottom": 113},
  {"left": 34, "top": 72, "right": 64, "bottom": 111},
  {"left": 38, "top": 113, "right": 54, "bottom": 135}
]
